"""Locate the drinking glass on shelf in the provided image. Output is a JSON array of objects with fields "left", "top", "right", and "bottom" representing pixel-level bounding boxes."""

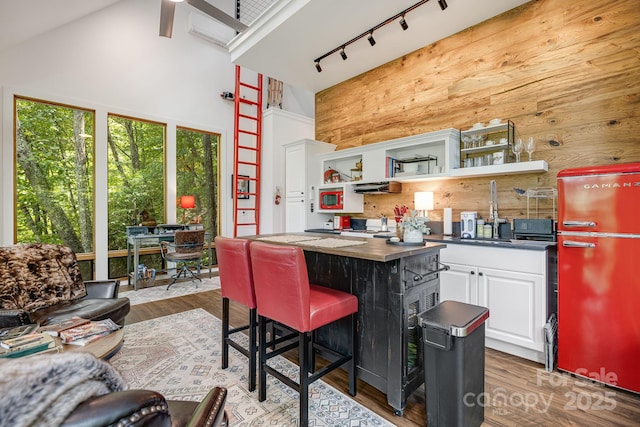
[
  {"left": 526, "top": 137, "right": 536, "bottom": 161},
  {"left": 513, "top": 138, "right": 524, "bottom": 162}
]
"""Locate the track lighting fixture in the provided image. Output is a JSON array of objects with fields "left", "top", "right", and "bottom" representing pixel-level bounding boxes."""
[
  {"left": 313, "top": 0, "right": 430, "bottom": 71},
  {"left": 438, "top": 0, "right": 448, "bottom": 11},
  {"left": 368, "top": 31, "right": 376, "bottom": 46},
  {"left": 399, "top": 15, "right": 408, "bottom": 31}
]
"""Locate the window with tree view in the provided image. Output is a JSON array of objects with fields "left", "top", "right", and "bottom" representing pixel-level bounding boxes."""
[
  {"left": 14, "top": 97, "right": 95, "bottom": 255},
  {"left": 107, "top": 115, "right": 165, "bottom": 257},
  {"left": 176, "top": 127, "right": 219, "bottom": 237}
]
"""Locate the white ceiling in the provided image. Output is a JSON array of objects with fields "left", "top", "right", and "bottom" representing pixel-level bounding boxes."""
[
  {"left": 229, "top": 0, "right": 531, "bottom": 92},
  {"left": 1, "top": 0, "right": 531, "bottom": 93},
  {"left": 0, "top": 0, "right": 121, "bottom": 53}
]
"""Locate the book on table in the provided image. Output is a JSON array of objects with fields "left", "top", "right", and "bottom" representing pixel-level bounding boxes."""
[
  {"left": 39, "top": 317, "right": 90, "bottom": 337},
  {"left": 0, "top": 324, "right": 39, "bottom": 340},
  {"left": 59, "top": 319, "right": 120, "bottom": 345},
  {"left": 0, "top": 333, "right": 56, "bottom": 358}
]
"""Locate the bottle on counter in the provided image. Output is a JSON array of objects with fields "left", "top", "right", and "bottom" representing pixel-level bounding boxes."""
[
  {"left": 484, "top": 223, "right": 493, "bottom": 238},
  {"left": 476, "top": 218, "right": 484, "bottom": 238}
]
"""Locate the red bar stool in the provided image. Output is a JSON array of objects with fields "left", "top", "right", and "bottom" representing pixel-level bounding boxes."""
[
  {"left": 249, "top": 241, "right": 358, "bottom": 426},
  {"left": 214, "top": 236, "right": 259, "bottom": 391}
]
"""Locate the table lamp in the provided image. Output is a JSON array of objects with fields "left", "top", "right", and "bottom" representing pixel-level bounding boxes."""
[
  {"left": 180, "top": 195, "right": 195, "bottom": 224},
  {"left": 414, "top": 191, "right": 434, "bottom": 219}
]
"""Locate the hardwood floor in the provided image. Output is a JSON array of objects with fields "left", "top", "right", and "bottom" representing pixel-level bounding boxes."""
[{"left": 123, "top": 283, "right": 640, "bottom": 426}]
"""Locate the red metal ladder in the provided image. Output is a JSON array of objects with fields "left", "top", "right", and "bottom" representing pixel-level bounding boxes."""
[{"left": 232, "top": 65, "right": 263, "bottom": 237}]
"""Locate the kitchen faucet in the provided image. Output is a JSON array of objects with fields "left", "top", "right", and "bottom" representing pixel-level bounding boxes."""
[{"left": 489, "top": 180, "right": 499, "bottom": 238}]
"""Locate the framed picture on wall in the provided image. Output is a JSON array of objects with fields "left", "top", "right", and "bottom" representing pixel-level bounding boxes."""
[{"left": 232, "top": 174, "right": 250, "bottom": 199}]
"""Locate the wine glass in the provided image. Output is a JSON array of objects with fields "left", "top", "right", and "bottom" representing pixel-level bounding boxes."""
[
  {"left": 525, "top": 137, "right": 536, "bottom": 161},
  {"left": 513, "top": 138, "right": 524, "bottom": 162}
]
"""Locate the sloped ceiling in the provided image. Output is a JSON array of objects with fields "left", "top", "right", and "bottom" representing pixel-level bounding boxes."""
[
  {"left": 229, "top": 0, "right": 531, "bottom": 92},
  {"left": 0, "top": 0, "right": 121, "bottom": 52}
]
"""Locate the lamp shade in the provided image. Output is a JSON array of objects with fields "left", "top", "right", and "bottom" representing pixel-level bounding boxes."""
[
  {"left": 414, "top": 192, "right": 434, "bottom": 211},
  {"left": 180, "top": 195, "right": 195, "bottom": 209}
]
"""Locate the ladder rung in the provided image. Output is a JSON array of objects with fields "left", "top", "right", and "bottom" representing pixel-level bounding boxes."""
[
  {"left": 237, "top": 160, "right": 258, "bottom": 167},
  {"left": 236, "top": 207, "right": 256, "bottom": 211},
  {"left": 238, "top": 129, "right": 259, "bottom": 137},
  {"left": 239, "top": 82, "right": 260, "bottom": 91},
  {"left": 237, "top": 222, "right": 257, "bottom": 226},
  {"left": 237, "top": 145, "right": 258, "bottom": 151},
  {"left": 239, "top": 98, "right": 259, "bottom": 107},
  {"left": 239, "top": 113, "right": 258, "bottom": 121}
]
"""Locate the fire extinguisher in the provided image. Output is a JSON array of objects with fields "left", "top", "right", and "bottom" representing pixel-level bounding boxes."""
[{"left": 275, "top": 187, "right": 281, "bottom": 205}]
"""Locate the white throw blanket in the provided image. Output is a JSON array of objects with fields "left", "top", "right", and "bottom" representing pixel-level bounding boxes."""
[{"left": 0, "top": 352, "right": 127, "bottom": 426}]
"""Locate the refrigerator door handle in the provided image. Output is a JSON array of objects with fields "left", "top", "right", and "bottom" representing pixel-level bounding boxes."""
[
  {"left": 563, "top": 220, "right": 596, "bottom": 228},
  {"left": 562, "top": 240, "right": 596, "bottom": 248}
]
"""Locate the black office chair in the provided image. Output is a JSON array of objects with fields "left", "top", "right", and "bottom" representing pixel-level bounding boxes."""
[{"left": 160, "top": 229, "right": 205, "bottom": 290}]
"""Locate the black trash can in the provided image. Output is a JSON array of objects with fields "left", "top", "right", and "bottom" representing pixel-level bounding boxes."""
[{"left": 418, "top": 300, "right": 490, "bottom": 427}]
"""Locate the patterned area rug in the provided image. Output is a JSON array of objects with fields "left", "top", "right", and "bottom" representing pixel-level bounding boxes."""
[
  {"left": 110, "top": 309, "right": 393, "bottom": 426},
  {"left": 119, "top": 277, "right": 220, "bottom": 306}
]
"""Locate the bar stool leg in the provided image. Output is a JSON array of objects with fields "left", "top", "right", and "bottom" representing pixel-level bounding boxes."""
[
  {"left": 222, "top": 297, "right": 230, "bottom": 369},
  {"left": 248, "top": 307, "right": 257, "bottom": 392},
  {"left": 299, "top": 331, "right": 310, "bottom": 427},
  {"left": 349, "top": 313, "right": 357, "bottom": 396},
  {"left": 258, "top": 315, "right": 268, "bottom": 402}
]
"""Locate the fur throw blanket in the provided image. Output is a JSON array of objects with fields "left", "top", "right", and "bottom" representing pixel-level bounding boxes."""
[
  {"left": 0, "top": 352, "right": 127, "bottom": 426},
  {"left": 0, "top": 244, "right": 87, "bottom": 312}
]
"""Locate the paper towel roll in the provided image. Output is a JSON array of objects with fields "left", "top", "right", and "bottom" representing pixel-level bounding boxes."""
[{"left": 444, "top": 207, "right": 453, "bottom": 235}]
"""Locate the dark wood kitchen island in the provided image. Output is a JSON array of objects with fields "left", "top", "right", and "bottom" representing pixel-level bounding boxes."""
[{"left": 243, "top": 233, "right": 447, "bottom": 415}]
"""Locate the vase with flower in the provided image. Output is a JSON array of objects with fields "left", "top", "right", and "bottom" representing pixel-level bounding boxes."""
[{"left": 400, "top": 210, "right": 429, "bottom": 243}]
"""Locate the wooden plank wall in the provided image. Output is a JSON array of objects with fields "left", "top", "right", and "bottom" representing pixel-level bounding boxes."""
[{"left": 314, "top": 0, "right": 640, "bottom": 224}]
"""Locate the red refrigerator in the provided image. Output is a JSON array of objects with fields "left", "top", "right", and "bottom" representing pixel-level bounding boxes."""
[{"left": 557, "top": 162, "right": 640, "bottom": 393}]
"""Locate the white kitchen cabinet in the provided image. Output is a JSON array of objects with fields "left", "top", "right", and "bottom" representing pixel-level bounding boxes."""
[
  {"left": 439, "top": 243, "right": 549, "bottom": 363},
  {"left": 285, "top": 142, "right": 306, "bottom": 197},
  {"left": 317, "top": 128, "right": 460, "bottom": 184},
  {"left": 285, "top": 197, "right": 306, "bottom": 232},
  {"left": 439, "top": 261, "right": 478, "bottom": 304},
  {"left": 284, "top": 139, "right": 336, "bottom": 231},
  {"left": 260, "top": 109, "right": 316, "bottom": 234}
]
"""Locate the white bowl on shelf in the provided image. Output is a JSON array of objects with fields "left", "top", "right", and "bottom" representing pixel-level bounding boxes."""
[
  {"left": 489, "top": 118, "right": 502, "bottom": 125},
  {"left": 471, "top": 122, "right": 484, "bottom": 129}
]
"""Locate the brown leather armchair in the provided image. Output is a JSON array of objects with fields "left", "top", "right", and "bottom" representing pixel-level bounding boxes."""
[{"left": 62, "top": 387, "right": 228, "bottom": 427}]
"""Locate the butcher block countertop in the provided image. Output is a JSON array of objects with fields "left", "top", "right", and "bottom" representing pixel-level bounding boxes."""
[{"left": 242, "top": 232, "right": 445, "bottom": 262}]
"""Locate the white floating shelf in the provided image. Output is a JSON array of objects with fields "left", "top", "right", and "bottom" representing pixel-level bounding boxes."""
[{"left": 450, "top": 160, "right": 548, "bottom": 178}]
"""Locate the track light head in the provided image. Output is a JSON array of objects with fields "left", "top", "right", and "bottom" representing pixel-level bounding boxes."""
[
  {"left": 340, "top": 47, "right": 347, "bottom": 60},
  {"left": 399, "top": 16, "right": 408, "bottom": 31},
  {"left": 315, "top": 61, "right": 322, "bottom": 72},
  {"left": 368, "top": 31, "right": 376, "bottom": 46},
  {"left": 438, "top": 0, "right": 448, "bottom": 11}
]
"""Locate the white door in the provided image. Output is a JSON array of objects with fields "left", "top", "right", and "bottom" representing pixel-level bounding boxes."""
[
  {"left": 285, "top": 143, "right": 306, "bottom": 197},
  {"left": 478, "top": 267, "right": 545, "bottom": 351},
  {"left": 439, "top": 262, "right": 478, "bottom": 304},
  {"left": 285, "top": 198, "right": 306, "bottom": 232}
]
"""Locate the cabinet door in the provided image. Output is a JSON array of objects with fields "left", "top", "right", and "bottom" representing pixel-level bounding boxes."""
[
  {"left": 285, "top": 144, "right": 306, "bottom": 197},
  {"left": 285, "top": 198, "right": 306, "bottom": 232},
  {"left": 439, "top": 262, "right": 478, "bottom": 304},
  {"left": 478, "top": 267, "right": 545, "bottom": 351}
]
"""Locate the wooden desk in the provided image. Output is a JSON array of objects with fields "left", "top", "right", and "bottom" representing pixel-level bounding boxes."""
[{"left": 126, "top": 232, "right": 212, "bottom": 290}]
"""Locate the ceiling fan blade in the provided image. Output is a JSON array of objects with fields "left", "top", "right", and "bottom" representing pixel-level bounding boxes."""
[
  {"left": 159, "top": 0, "right": 176, "bottom": 38},
  {"left": 186, "top": 0, "right": 248, "bottom": 33}
]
